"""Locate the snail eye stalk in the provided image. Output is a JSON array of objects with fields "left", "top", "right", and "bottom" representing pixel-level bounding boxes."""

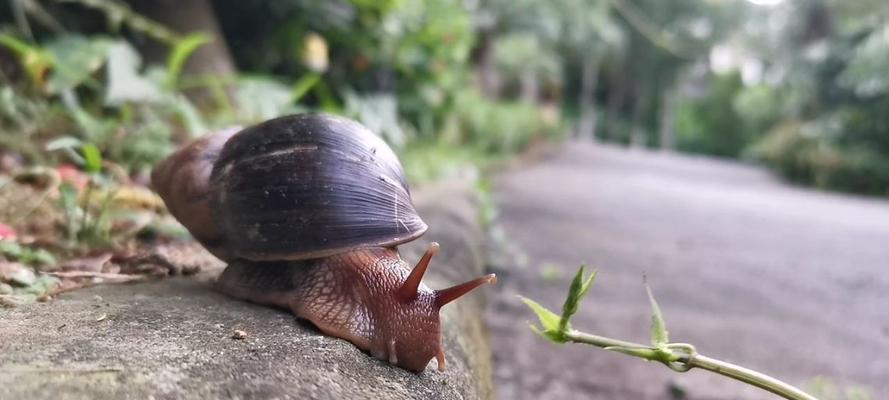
[
  {"left": 435, "top": 274, "right": 497, "bottom": 308},
  {"left": 397, "top": 242, "right": 440, "bottom": 302}
]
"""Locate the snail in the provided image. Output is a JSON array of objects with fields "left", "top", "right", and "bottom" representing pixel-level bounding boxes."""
[{"left": 151, "top": 113, "right": 496, "bottom": 372}]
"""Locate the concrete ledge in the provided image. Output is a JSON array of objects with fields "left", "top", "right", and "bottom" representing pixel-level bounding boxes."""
[{"left": 0, "top": 179, "right": 493, "bottom": 400}]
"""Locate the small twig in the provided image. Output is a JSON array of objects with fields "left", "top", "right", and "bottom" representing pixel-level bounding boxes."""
[
  {"left": 48, "top": 271, "right": 150, "bottom": 282},
  {"left": 565, "top": 330, "right": 817, "bottom": 400},
  {"left": 54, "top": 0, "right": 179, "bottom": 45},
  {"left": 522, "top": 267, "right": 818, "bottom": 400},
  {"left": 687, "top": 353, "right": 816, "bottom": 400}
]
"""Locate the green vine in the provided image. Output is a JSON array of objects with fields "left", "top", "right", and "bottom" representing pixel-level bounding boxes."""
[{"left": 521, "top": 267, "right": 818, "bottom": 400}]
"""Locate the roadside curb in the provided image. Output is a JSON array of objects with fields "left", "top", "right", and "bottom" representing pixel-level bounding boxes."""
[{"left": 0, "top": 178, "right": 493, "bottom": 400}]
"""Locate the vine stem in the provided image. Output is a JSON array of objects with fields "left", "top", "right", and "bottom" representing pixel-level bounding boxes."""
[
  {"left": 688, "top": 354, "right": 817, "bottom": 400},
  {"left": 566, "top": 330, "right": 817, "bottom": 400}
]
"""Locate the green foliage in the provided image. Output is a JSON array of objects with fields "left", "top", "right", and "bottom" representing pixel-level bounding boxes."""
[
  {"left": 733, "top": 3, "right": 889, "bottom": 196},
  {"left": 0, "top": 86, "right": 70, "bottom": 162},
  {"left": 234, "top": 76, "right": 301, "bottom": 122},
  {"left": 400, "top": 141, "right": 485, "bottom": 183},
  {"left": 0, "top": 241, "right": 57, "bottom": 268},
  {"left": 520, "top": 296, "right": 564, "bottom": 342},
  {"left": 838, "top": 25, "right": 889, "bottom": 97},
  {"left": 560, "top": 266, "right": 596, "bottom": 332},
  {"left": 754, "top": 120, "right": 889, "bottom": 196},
  {"left": 474, "top": 179, "right": 498, "bottom": 229},
  {"left": 58, "top": 0, "right": 179, "bottom": 44},
  {"left": 520, "top": 266, "right": 596, "bottom": 343},
  {"left": 451, "top": 89, "right": 564, "bottom": 154},
  {"left": 43, "top": 35, "right": 109, "bottom": 93},
  {"left": 493, "top": 33, "right": 561, "bottom": 86},
  {"left": 0, "top": 31, "right": 218, "bottom": 173},
  {"left": 0, "top": 34, "right": 54, "bottom": 87},
  {"left": 344, "top": 91, "right": 407, "bottom": 149},
  {"left": 104, "top": 41, "right": 163, "bottom": 105},
  {"left": 214, "top": 0, "right": 477, "bottom": 144},
  {"left": 1, "top": 0, "right": 566, "bottom": 209},
  {"left": 676, "top": 72, "right": 754, "bottom": 158},
  {"left": 645, "top": 278, "right": 668, "bottom": 348},
  {"left": 4, "top": 0, "right": 884, "bottom": 199},
  {"left": 521, "top": 269, "right": 820, "bottom": 399},
  {"left": 58, "top": 179, "right": 118, "bottom": 249},
  {"left": 165, "top": 33, "right": 212, "bottom": 89},
  {"left": 733, "top": 84, "right": 783, "bottom": 135}
]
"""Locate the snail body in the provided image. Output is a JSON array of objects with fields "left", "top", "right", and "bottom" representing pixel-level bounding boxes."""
[{"left": 151, "top": 114, "right": 495, "bottom": 372}]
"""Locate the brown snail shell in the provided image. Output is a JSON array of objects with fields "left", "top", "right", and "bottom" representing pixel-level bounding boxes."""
[
  {"left": 153, "top": 113, "right": 495, "bottom": 372},
  {"left": 209, "top": 113, "right": 427, "bottom": 261}
]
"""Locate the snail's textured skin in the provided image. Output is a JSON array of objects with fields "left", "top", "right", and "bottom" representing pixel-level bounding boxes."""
[
  {"left": 151, "top": 113, "right": 495, "bottom": 373},
  {"left": 217, "top": 247, "right": 446, "bottom": 372}
]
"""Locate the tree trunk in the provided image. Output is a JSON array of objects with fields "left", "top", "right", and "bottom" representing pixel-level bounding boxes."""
[
  {"left": 605, "top": 65, "right": 626, "bottom": 142},
  {"left": 519, "top": 69, "right": 539, "bottom": 104},
  {"left": 658, "top": 86, "right": 677, "bottom": 151},
  {"left": 630, "top": 87, "right": 649, "bottom": 148},
  {"left": 129, "top": 0, "right": 236, "bottom": 105},
  {"left": 471, "top": 28, "right": 498, "bottom": 99},
  {"left": 576, "top": 54, "right": 602, "bottom": 141}
]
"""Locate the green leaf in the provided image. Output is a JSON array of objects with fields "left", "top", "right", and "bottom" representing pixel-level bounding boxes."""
[
  {"left": 0, "top": 34, "right": 35, "bottom": 54},
  {"left": 645, "top": 276, "right": 669, "bottom": 348},
  {"left": 343, "top": 91, "right": 406, "bottom": 149},
  {"left": 44, "top": 35, "right": 110, "bottom": 93},
  {"left": 527, "top": 322, "right": 570, "bottom": 344},
  {"left": 166, "top": 93, "right": 206, "bottom": 137},
  {"left": 165, "top": 32, "right": 211, "bottom": 89},
  {"left": 45, "top": 136, "right": 84, "bottom": 152},
  {"left": 292, "top": 73, "right": 321, "bottom": 102},
  {"left": 21, "top": 273, "right": 60, "bottom": 296},
  {"left": 838, "top": 25, "right": 889, "bottom": 97},
  {"left": 105, "top": 41, "right": 163, "bottom": 105},
  {"left": 527, "top": 323, "right": 549, "bottom": 340},
  {"left": 0, "top": 34, "right": 54, "bottom": 86},
  {"left": 0, "top": 241, "right": 24, "bottom": 258},
  {"left": 235, "top": 76, "right": 297, "bottom": 121},
  {"left": 26, "top": 248, "right": 57, "bottom": 267},
  {"left": 519, "top": 296, "right": 561, "bottom": 333},
  {"left": 59, "top": 183, "right": 80, "bottom": 242},
  {"left": 0, "top": 242, "right": 57, "bottom": 268},
  {"left": 81, "top": 144, "right": 103, "bottom": 173},
  {"left": 46, "top": 136, "right": 86, "bottom": 165},
  {"left": 559, "top": 265, "right": 596, "bottom": 332}
]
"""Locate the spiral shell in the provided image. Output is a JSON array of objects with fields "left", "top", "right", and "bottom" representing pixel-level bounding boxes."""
[{"left": 209, "top": 113, "right": 427, "bottom": 261}]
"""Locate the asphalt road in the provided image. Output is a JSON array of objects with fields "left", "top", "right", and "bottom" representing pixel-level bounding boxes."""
[{"left": 486, "top": 143, "right": 889, "bottom": 399}]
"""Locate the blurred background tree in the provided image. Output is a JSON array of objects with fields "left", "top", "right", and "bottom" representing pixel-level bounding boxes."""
[{"left": 2, "top": 0, "right": 889, "bottom": 193}]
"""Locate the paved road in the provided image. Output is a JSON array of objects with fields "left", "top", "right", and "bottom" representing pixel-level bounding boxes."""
[{"left": 486, "top": 143, "right": 889, "bottom": 399}]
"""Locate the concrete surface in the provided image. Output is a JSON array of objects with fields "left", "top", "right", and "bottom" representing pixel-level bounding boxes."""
[
  {"left": 0, "top": 179, "right": 493, "bottom": 400},
  {"left": 487, "top": 143, "right": 889, "bottom": 399}
]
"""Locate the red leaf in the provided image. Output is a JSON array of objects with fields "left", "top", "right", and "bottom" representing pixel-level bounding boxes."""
[{"left": 0, "top": 222, "right": 16, "bottom": 240}]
